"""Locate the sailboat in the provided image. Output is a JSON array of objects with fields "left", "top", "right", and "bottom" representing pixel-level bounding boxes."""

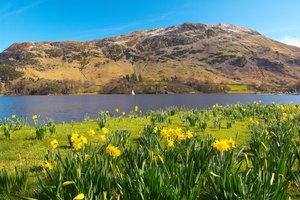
[{"left": 131, "top": 90, "right": 135, "bottom": 95}]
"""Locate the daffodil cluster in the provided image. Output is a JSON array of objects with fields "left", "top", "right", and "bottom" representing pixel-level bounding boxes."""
[
  {"left": 106, "top": 144, "right": 121, "bottom": 158},
  {"left": 161, "top": 127, "right": 193, "bottom": 142},
  {"left": 70, "top": 132, "right": 88, "bottom": 150},
  {"left": 212, "top": 138, "right": 236, "bottom": 152}
]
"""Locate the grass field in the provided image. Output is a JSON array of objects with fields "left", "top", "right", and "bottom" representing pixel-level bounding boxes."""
[
  {"left": 0, "top": 103, "right": 299, "bottom": 199},
  {"left": 225, "top": 84, "right": 253, "bottom": 93}
]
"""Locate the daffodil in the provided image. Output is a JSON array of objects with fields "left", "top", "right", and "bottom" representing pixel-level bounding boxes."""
[
  {"left": 186, "top": 131, "right": 193, "bottom": 139},
  {"left": 106, "top": 144, "right": 121, "bottom": 158},
  {"left": 70, "top": 132, "right": 87, "bottom": 150},
  {"left": 226, "top": 138, "right": 236, "bottom": 148},
  {"left": 32, "top": 115, "right": 38, "bottom": 120},
  {"left": 115, "top": 108, "right": 119, "bottom": 113},
  {"left": 63, "top": 181, "right": 75, "bottom": 186},
  {"left": 167, "top": 140, "right": 174, "bottom": 148},
  {"left": 12, "top": 115, "right": 16, "bottom": 119},
  {"left": 212, "top": 139, "right": 231, "bottom": 152},
  {"left": 88, "top": 129, "right": 95, "bottom": 136},
  {"left": 73, "top": 193, "right": 84, "bottom": 200},
  {"left": 135, "top": 105, "right": 138, "bottom": 112},
  {"left": 50, "top": 139, "right": 58, "bottom": 149},
  {"left": 43, "top": 160, "right": 55, "bottom": 170},
  {"left": 101, "top": 127, "right": 109, "bottom": 135},
  {"left": 176, "top": 133, "right": 186, "bottom": 142},
  {"left": 161, "top": 128, "right": 170, "bottom": 138},
  {"left": 99, "top": 135, "right": 106, "bottom": 143}
]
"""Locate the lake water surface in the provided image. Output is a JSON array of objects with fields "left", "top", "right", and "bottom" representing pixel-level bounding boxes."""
[{"left": 0, "top": 94, "right": 299, "bottom": 123}]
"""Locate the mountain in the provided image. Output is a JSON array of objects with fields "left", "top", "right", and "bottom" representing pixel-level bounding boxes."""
[{"left": 1, "top": 23, "right": 300, "bottom": 94}]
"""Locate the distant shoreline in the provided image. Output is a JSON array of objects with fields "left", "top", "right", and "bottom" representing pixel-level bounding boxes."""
[{"left": 0, "top": 92, "right": 299, "bottom": 97}]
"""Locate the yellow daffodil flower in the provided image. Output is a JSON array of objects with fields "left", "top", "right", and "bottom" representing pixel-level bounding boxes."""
[
  {"left": 50, "top": 139, "right": 58, "bottom": 149},
  {"left": 106, "top": 144, "right": 121, "bottom": 158},
  {"left": 73, "top": 193, "right": 84, "bottom": 200}
]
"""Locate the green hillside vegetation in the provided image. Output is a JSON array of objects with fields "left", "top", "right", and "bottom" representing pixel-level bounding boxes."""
[
  {"left": 0, "top": 65, "right": 23, "bottom": 83},
  {"left": 1, "top": 23, "right": 300, "bottom": 95}
]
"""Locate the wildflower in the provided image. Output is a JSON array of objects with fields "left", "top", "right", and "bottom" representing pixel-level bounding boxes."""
[
  {"left": 226, "top": 138, "right": 236, "bottom": 148},
  {"left": 161, "top": 128, "right": 170, "bottom": 138},
  {"left": 32, "top": 115, "right": 38, "bottom": 120},
  {"left": 71, "top": 131, "right": 79, "bottom": 142},
  {"left": 174, "top": 127, "right": 182, "bottom": 136},
  {"left": 115, "top": 108, "right": 119, "bottom": 113},
  {"left": 135, "top": 105, "right": 138, "bottom": 112},
  {"left": 88, "top": 129, "right": 95, "bottom": 136},
  {"left": 101, "top": 127, "right": 109, "bottom": 135},
  {"left": 50, "top": 139, "right": 58, "bottom": 149},
  {"left": 176, "top": 133, "right": 186, "bottom": 142},
  {"left": 282, "top": 112, "right": 288, "bottom": 121},
  {"left": 186, "top": 131, "right": 193, "bottom": 139},
  {"left": 12, "top": 115, "right": 16, "bottom": 119},
  {"left": 73, "top": 193, "right": 84, "bottom": 200},
  {"left": 99, "top": 135, "right": 106, "bottom": 143},
  {"left": 63, "top": 181, "right": 75, "bottom": 186},
  {"left": 43, "top": 160, "right": 55, "bottom": 170},
  {"left": 212, "top": 139, "right": 231, "bottom": 152},
  {"left": 167, "top": 140, "right": 174, "bottom": 148},
  {"left": 70, "top": 132, "right": 87, "bottom": 150},
  {"left": 106, "top": 144, "right": 121, "bottom": 158}
]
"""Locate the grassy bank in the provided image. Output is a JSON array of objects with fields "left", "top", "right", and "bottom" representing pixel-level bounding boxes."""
[{"left": 0, "top": 103, "right": 299, "bottom": 199}]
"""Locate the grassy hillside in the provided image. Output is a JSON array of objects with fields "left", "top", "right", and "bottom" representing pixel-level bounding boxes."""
[{"left": 1, "top": 23, "right": 300, "bottom": 95}]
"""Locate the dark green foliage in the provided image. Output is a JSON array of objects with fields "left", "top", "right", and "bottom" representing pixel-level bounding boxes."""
[
  {"left": 10, "top": 78, "right": 82, "bottom": 95},
  {"left": 0, "top": 65, "right": 23, "bottom": 83},
  {"left": 97, "top": 111, "right": 111, "bottom": 129},
  {"left": 0, "top": 168, "right": 28, "bottom": 194}
]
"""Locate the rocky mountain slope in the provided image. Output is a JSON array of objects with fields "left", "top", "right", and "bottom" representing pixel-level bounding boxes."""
[{"left": 1, "top": 23, "right": 300, "bottom": 94}]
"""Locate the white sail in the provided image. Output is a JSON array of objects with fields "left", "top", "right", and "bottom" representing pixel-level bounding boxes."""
[{"left": 131, "top": 90, "right": 135, "bottom": 95}]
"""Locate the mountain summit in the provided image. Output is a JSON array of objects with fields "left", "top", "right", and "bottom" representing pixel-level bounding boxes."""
[{"left": 1, "top": 23, "right": 300, "bottom": 94}]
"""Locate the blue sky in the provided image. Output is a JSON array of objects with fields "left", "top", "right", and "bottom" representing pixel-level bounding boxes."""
[{"left": 1, "top": 0, "right": 300, "bottom": 52}]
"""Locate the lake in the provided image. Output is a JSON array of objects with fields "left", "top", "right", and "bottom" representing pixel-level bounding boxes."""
[{"left": 0, "top": 94, "right": 299, "bottom": 123}]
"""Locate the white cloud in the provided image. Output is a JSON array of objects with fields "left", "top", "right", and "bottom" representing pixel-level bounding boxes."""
[{"left": 280, "top": 36, "right": 300, "bottom": 48}]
